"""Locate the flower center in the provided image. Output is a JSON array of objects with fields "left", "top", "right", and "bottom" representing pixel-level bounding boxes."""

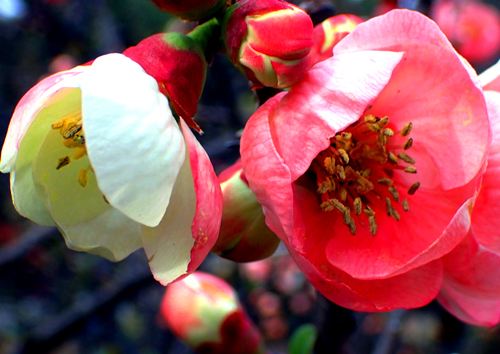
[
  {"left": 312, "top": 114, "right": 420, "bottom": 236},
  {"left": 51, "top": 112, "right": 92, "bottom": 188}
]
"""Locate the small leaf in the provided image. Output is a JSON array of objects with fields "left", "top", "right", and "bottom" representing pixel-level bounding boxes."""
[{"left": 288, "top": 324, "right": 318, "bottom": 354}]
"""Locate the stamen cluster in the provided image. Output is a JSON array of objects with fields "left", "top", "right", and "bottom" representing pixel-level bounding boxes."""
[
  {"left": 52, "top": 113, "right": 91, "bottom": 187},
  {"left": 312, "top": 115, "right": 420, "bottom": 235}
]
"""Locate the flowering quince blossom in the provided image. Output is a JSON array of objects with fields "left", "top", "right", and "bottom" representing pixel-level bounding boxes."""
[
  {"left": 161, "top": 272, "right": 265, "bottom": 354},
  {"left": 0, "top": 53, "right": 222, "bottom": 285},
  {"left": 432, "top": 61, "right": 500, "bottom": 327},
  {"left": 241, "top": 10, "right": 491, "bottom": 313}
]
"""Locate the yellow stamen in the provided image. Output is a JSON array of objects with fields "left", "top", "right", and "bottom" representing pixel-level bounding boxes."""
[
  {"left": 404, "top": 166, "right": 417, "bottom": 174},
  {"left": 400, "top": 122, "right": 413, "bottom": 136},
  {"left": 388, "top": 153, "right": 399, "bottom": 165},
  {"left": 73, "top": 146, "right": 87, "bottom": 160},
  {"left": 403, "top": 138, "right": 413, "bottom": 150},
  {"left": 313, "top": 115, "right": 418, "bottom": 236},
  {"left": 408, "top": 182, "right": 420, "bottom": 195},
  {"left": 78, "top": 168, "right": 88, "bottom": 187},
  {"left": 389, "top": 185, "right": 399, "bottom": 201},
  {"left": 378, "top": 177, "right": 393, "bottom": 186},
  {"left": 403, "top": 198, "right": 409, "bottom": 212},
  {"left": 398, "top": 152, "right": 415, "bottom": 164},
  {"left": 338, "top": 149, "right": 349, "bottom": 164},
  {"left": 56, "top": 156, "right": 71, "bottom": 170},
  {"left": 383, "top": 128, "right": 394, "bottom": 137},
  {"left": 353, "top": 197, "right": 362, "bottom": 215}
]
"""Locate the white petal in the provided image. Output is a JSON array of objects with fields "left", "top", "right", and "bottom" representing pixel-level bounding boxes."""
[
  {"left": 32, "top": 116, "right": 142, "bottom": 261},
  {"left": 81, "top": 54, "right": 185, "bottom": 227},
  {"left": 10, "top": 88, "right": 82, "bottom": 226},
  {"left": 141, "top": 145, "right": 196, "bottom": 285},
  {"left": 480, "top": 59, "right": 500, "bottom": 87}
]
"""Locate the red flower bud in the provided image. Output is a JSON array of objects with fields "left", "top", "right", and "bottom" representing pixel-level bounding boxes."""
[
  {"left": 310, "top": 14, "right": 363, "bottom": 65},
  {"left": 212, "top": 160, "right": 280, "bottom": 262},
  {"left": 160, "top": 272, "right": 265, "bottom": 354},
  {"left": 123, "top": 33, "right": 207, "bottom": 131},
  {"left": 223, "top": 0, "right": 314, "bottom": 89},
  {"left": 150, "top": 0, "right": 226, "bottom": 21}
]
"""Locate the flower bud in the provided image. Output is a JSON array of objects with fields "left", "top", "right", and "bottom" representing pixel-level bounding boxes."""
[
  {"left": 123, "top": 32, "right": 207, "bottom": 131},
  {"left": 431, "top": 0, "right": 500, "bottom": 65},
  {"left": 161, "top": 272, "right": 265, "bottom": 354},
  {"left": 223, "top": 0, "right": 314, "bottom": 89},
  {"left": 310, "top": 14, "right": 363, "bottom": 65},
  {"left": 150, "top": 0, "right": 226, "bottom": 21},
  {"left": 212, "top": 160, "right": 280, "bottom": 262}
]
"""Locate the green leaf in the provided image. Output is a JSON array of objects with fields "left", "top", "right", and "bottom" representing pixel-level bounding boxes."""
[{"left": 288, "top": 324, "right": 318, "bottom": 354}]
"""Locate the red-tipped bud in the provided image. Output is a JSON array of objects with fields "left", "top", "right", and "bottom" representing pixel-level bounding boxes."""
[
  {"left": 212, "top": 161, "right": 280, "bottom": 262},
  {"left": 223, "top": 0, "right": 314, "bottom": 89},
  {"left": 150, "top": 0, "right": 226, "bottom": 21},
  {"left": 123, "top": 33, "right": 207, "bottom": 131},
  {"left": 161, "top": 272, "right": 265, "bottom": 354},
  {"left": 310, "top": 14, "right": 363, "bottom": 65}
]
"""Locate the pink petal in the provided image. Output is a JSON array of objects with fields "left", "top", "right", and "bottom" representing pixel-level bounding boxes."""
[
  {"left": 261, "top": 50, "right": 403, "bottom": 182},
  {"left": 0, "top": 67, "right": 85, "bottom": 173},
  {"left": 141, "top": 121, "right": 222, "bottom": 285},
  {"left": 335, "top": 9, "right": 489, "bottom": 190},
  {"left": 437, "top": 230, "right": 500, "bottom": 327},
  {"left": 324, "top": 179, "right": 477, "bottom": 279},
  {"left": 470, "top": 90, "right": 500, "bottom": 252},
  {"left": 183, "top": 120, "right": 223, "bottom": 275},
  {"left": 286, "top": 186, "right": 443, "bottom": 311},
  {"left": 240, "top": 92, "right": 295, "bottom": 242}
]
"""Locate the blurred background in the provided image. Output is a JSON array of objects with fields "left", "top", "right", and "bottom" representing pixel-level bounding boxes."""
[{"left": 1, "top": 0, "right": 500, "bottom": 353}]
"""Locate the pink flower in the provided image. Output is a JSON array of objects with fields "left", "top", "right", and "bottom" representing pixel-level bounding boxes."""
[
  {"left": 160, "top": 272, "right": 265, "bottom": 354},
  {"left": 222, "top": 0, "right": 314, "bottom": 89},
  {"left": 434, "top": 61, "right": 500, "bottom": 327},
  {"left": 431, "top": 0, "right": 500, "bottom": 66},
  {"left": 0, "top": 43, "right": 221, "bottom": 285},
  {"left": 241, "top": 10, "right": 490, "bottom": 313}
]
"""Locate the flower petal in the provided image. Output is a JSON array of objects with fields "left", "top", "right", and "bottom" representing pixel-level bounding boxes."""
[
  {"left": 437, "top": 230, "right": 500, "bottom": 327},
  {"left": 481, "top": 59, "right": 500, "bottom": 91},
  {"left": 182, "top": 120, "right": 223, "bottom": 275},
  {"left": 240, "top": 92, "right": 295, "bottom": 243},
  {"left": 286, "top": 186, "right": 444, "bottom": 311},
  {"left": 9, "top": 88, "right": 85, "bottom": 226},
  {"left": 264, "top": 50, "right": 403, "bottom": 183},
  {"left": 470, "top": 90, "right": 500, "bottom": 252},
  {"left": 324, "top": 177, "right": 479, "bottom": 279},
  {"left": 82, "top": 53, "right": 185, "bottom": 227},
  {"left": 335, "top": 9, "right": 489, "bottom": 190},
  {"left": 142, "top": 120, "right": 221, "bottom": 285},
  {"left": 141, "top": 132, "right": 196, "bottom": 285},
  {"left": 1, "top": 68, "right": 84, "bottom": 173},
  {"left": 31, "top": 96, "right": 142, "bottom": 261}
]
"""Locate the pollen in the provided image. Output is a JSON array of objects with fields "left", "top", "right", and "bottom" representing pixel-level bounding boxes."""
[
  {"left": 56, "top": 156, "right": 71, "bottom": 170},
  {"left": 52, "top": 111, "right": 90, "bottom": 187},
  {"left": 313, "top": 115, "right": 420, "bottom": 236},
  {"left": 78, "top": 168, "right": 88, "bottom": 187}
]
